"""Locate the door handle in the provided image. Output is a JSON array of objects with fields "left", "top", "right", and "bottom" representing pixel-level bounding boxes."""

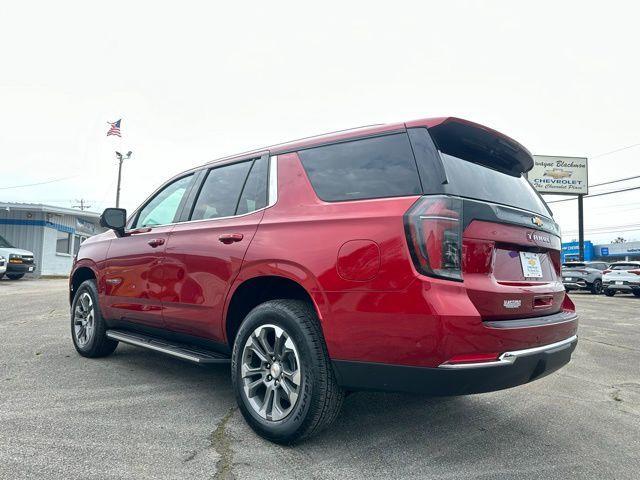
[
  {"left": 147, "top": 238, "right": 166, "bottom": 248},
  {"left": 218, "top": 233, "right": 244, "bottom": 244}
]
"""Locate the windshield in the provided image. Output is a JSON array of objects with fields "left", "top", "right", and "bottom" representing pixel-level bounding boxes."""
[
  {"left": 441, "top": 153, "right": 550, "bottom": 216},
  {"left": 610, "top": 264, "right": 640, "bottom": 270},
  {"left": 563, "top": 263, "right": 585, "bottom": 268},
  {"left": 0, "top": 234, "right": 14, "bottom": 248}
]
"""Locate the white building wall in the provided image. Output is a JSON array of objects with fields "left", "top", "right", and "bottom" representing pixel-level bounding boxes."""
[
  {"left": 0, "top": 209, "right": 46, "bottom": 275},
  {"left": 41, "top": 226, "right": 74, "bottom": 276},
  {"left": 0, "top": 206, "right": 105, "bottom": 277}
]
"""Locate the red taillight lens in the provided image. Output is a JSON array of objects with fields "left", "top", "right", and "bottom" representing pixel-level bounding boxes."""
[
  {"left": 405, "top": 195, "right": 463, "bottom": 281},
  {"left": 603, "top": 269, "right": 611, "bottom": 274},
  {"left": 442, "top": 352, "right": 500, "bottom": 366},
  {"left": 629, "top": 269, "right": 640, "bottom": 275}
]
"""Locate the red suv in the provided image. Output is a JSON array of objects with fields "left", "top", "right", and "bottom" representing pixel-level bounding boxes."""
[{"left": 70, "top": 117, "right": 578, "bottom": 443}]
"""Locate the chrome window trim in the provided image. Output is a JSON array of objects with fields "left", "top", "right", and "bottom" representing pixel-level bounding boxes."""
[
  {"left": 124, "top": 154, "right": 278, "bottom": 231},
  {"left": 438, "top": 334, "right": 578, "bottom": 369}
]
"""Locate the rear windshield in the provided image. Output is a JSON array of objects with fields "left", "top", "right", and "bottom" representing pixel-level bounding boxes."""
[
  {"left": 440, "top": 153, "right": 550, "bottom": 216},
  {"left": 298, "top": 133, "right": 422, "bottom": 202},
  {"left": 610, "top": 264, "right": 640, "bottom": 270}
]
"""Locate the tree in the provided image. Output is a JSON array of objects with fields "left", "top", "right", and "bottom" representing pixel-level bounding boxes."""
[{"left": 612, "top": 236, "right": 626, "bottom": 244}]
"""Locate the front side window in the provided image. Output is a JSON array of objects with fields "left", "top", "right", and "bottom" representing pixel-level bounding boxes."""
[
  {"left": 56, "top": 230, "right": 71, "bottom": 254},
  {"left": 191, "top": 161, "right": 253, "bottom": 220},
  {"left": 298, "top": 133, "right": 422, "bottom": 202},
  {"left": 135, "top": 174, "right": 193, "bottom": 228}
]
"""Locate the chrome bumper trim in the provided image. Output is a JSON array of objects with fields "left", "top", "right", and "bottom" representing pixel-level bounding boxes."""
[{"left": 438, "top": 335, "right": 578, "bottom": 369}]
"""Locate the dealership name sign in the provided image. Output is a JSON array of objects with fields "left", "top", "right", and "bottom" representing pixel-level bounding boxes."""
[{"left": 529, "top": 155, "right": 588, "bottom": 195}]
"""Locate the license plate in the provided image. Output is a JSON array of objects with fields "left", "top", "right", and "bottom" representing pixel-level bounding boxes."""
[
  {"left": 28, "top": 266, "right": 34, "bottom": 272},
  {"left": 616, "top": 281, "right": 624, "bottom": 285},
  {"left": 564, "top": 277, "right": 572, "bottom": 282},
  {"left": 520, "top": 252, "right": 543, "bottom": 278}
]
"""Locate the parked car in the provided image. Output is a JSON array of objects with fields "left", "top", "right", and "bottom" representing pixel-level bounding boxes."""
[
  {"left": 70, "top": 117, "right": 578, "bottom": 443},
  {"left": 602, "top": 261, "right": 640, "bottom": 296},
  {"left": 0, "top": 234, "right": 36, "bottom": 280},
  {"left": 0, "top": 255, "right": 6, "bottom": 277},
  {"left": 561, "top": 261, "right": 608, "bottom": 294}
]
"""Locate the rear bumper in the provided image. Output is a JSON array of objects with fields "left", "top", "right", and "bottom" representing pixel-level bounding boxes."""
[
  {"left": 563, "top": 280, "right": 587, "bottom": 290},
  {"left": 333, "top": 335, "right": 578, "bottom": 395},
  {"left": 603, "top": 280, "right": 640, "bottom": 291}
]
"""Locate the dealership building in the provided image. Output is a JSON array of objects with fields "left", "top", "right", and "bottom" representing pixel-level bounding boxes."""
[
  {"left": 561, "top": 240, "right": 640, "bottom": 263},
  {"left": 0, "top": 203, "right": 107, "bottom": 277}
]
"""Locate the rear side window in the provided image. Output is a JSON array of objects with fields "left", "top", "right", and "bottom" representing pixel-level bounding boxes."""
[
  {"left": 298, "top": 133, "right": 422, "bottom": 201},
  {"left": 191, "top": 161, "right": 252, "bottom": 220},
  {"left": 236, "top": 156, "right": 268, "bottom": 215}
]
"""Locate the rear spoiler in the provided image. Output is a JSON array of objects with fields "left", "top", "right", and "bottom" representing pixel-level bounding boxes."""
[{"left": 426, "top": 117, "right": 533, "bottom": 177}]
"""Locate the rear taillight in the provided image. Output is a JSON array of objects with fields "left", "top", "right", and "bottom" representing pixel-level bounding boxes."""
[
  {"left": 603, "top": 269, "right": 611, "bottom": 274},
  {"left": 405, "top": 195, "right": 463, "bottom": 281},
  {"left": 629, "top": 269, "right": 640, "bottom": 275}
]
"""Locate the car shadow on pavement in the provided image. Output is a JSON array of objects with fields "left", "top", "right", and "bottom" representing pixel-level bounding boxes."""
[{"left": 104, "top": 343, "right": 548, "bottom": 450}]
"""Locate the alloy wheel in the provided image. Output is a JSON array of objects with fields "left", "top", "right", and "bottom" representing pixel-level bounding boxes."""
[
  {"left": 74, "top": 292, "right": 95, "bottom": 348},
  {"left": 241, "top": 324, "right": 302, "bottom": 421}
]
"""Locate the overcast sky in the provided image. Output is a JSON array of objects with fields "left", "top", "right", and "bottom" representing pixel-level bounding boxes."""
[{"left": 1, "top": 1, "right": 639, "bottom": 243}]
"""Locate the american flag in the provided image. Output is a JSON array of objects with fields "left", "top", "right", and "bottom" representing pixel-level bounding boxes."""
[{"left": 107, "top": 119, "right": 122, "bottom": 137}]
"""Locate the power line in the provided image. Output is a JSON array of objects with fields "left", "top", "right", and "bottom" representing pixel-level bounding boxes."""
[
  {"left": 591, "top": 142, "right": 640, "bottom": 159},
  {"left": 0, "top": 175, "right": 77, "bottom": 190},
  {"left": 590, "top": 174, "right": 640, "bottom": 188},
  {"left": 547, "top": 185, "right": 640, "bottom": 204}
]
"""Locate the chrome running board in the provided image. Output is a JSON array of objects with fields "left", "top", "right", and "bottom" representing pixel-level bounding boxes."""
[{"left": 106, "top": 329, "right": 230, "bottom": 364}]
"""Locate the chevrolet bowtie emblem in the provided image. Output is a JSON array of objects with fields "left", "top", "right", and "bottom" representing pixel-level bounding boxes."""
[{"left": 532, "top": 216, "right": 544, "bottom": 228}]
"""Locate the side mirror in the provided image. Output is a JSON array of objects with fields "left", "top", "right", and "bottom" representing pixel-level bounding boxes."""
[{"left": 100, "top": 208, "right": 127, "bottom": 237}]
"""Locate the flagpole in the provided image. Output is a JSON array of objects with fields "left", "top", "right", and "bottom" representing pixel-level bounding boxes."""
[
  {"left": 114, "top": 151, "right": 132, "bottom": 208},
  {"left": 115, "top": 153, "right": 124, "bottom": 208}
]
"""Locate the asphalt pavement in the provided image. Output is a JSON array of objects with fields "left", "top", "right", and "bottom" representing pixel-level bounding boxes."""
[{"left": 1, "top": 278, "right": 639, "bottom": 479}]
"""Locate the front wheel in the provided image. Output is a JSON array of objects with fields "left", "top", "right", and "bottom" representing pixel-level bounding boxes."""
[
  {"left": 7, "top": 273, "right": 24, "bottom": 280},
  {"left": 604, "top": 289, "right": 616, "bottom": 297},
  {"left": 590, "top": 279, "right": 603, "bottom": 294},
  {"left": 633, "top": 291, "right": 640, "bottom": 297},
  {"left": 71, "top": 279, "right": 118, "bottom": 357},
  {"left": 231, "top": 300, "right": 344, "bottom": 444}
]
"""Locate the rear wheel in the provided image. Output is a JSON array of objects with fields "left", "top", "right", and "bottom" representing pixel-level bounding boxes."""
[
  {"left": 71, "top": 279, "right": 118, "bottom": 357},
  {"left": 590, "top": 279, "right": 603, "bottom": 295},
  {"left": 231, "top": 299, "right": 344, "bottom": 444},
  {"left": 633, "top": 291, "right": 640, "bottom": 297},
  {"left": 7, "top": 273, "right": 24, "bottom": 280},
  {"left": 604, "top": 289, "right": 616, "bottom": 297}
]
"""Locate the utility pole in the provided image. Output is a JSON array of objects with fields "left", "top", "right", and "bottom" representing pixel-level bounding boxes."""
[
  {"left": 72, "top": 199, "right": 91, "bottom": 211},
  {"left": 115, "top": 151, "right": 132, "bottom": 208},
  {"left": 578, "top": 194, "right": 584, "bottom": 261}
]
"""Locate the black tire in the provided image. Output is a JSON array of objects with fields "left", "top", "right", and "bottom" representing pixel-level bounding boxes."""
[
  {"left": 604, "top": 289, "right": 616, "bottom": 297},
  {"left": 7, "top": 273, "right": 25, "bottom": 280},
  {"left": 590, "top": 279, "right": 603, "bottom": 295},
  {"left": 633, "top": 291, "right": 640, "bottom": 297},
  {"left": 231, "top": 299, "right": 344, "bottom": 444},
  {"left": 71, "top": 279, "right": 118, "bottom": 358}
]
